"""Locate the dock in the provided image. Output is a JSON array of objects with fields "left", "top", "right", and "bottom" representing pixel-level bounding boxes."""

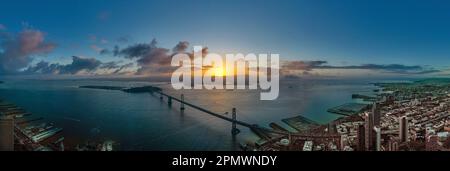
[
  {"left": 269, "top": 122, "right": 290, "bottom": 132},
  {"left": 282, "top": 115, "right": 320, "bottom": 132},
  {"left": 0, "top": 99, "right": 64, "bottom": 151}
]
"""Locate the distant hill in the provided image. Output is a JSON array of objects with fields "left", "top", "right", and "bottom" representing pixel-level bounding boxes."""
[
  {"left": 79, "top": 85, "right": 124, "bottom": 90},
  {"left": 415, "top": 78, "right": 450, "bottom": 85}
]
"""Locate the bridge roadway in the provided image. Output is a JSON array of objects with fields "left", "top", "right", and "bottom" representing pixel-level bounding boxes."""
[{"left": 156, "top": 91, "right": 341, "bottom": 139}]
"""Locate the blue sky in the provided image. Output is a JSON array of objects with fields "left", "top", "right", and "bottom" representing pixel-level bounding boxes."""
[{"left": 1, "top": 0, "right": 450, "bottom": 77}]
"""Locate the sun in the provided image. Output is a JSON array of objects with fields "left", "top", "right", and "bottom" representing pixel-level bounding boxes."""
[{"left": 214, "top": 67, "right": 226, "bottom": 77}]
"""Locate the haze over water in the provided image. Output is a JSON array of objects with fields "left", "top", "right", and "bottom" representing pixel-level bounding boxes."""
[{"left": 0, "top": 78, "right": 399, "bottom": 150}]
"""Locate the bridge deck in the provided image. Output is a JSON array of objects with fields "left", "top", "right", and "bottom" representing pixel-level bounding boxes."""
[
  {"left": 155, "top": 91, "right": 339, "bottom": 138},
  {"left": 157, "top": 92, "right": 253, "bottom": 128}
]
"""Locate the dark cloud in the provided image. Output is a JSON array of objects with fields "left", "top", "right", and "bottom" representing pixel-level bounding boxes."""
[
  {"left": 138, "top": 47, "right": 170, "bottom": 65},
  {"left": 318, "top": 64, "right": 440, "bottom": 74},
  {"left": 113, "top": 39, "right": 175, "bottom": 75},
  {"left": 26, "top": 57, "right": 134, "bottom": 75},
  {"left": 24, "top": 61, "right": 61, "bottom": 74},
  {"left": 282, "top": 60, "right": 442, "bottom": 75},
  {"left": 112, "top": 62, "right": 134, "bottom": 74},
  {"left": 282, "top": 60, "right": 327, "bottom": 71},
  {"left": 98, "top": 61, "right": 134, "bottom": 74},
  {"left": 98, "top": 45, "right": 120, "bottom": 56},
  {"left": 100, "top": 61, "right": 122, "bottom": 69},
  {"left": 63, "top": 56, "right": 101, "bottom": 74},
  {"left": 112, "top": 45, "right": 120, "bottom": 56},
  {"left": 172, "top": 41, "right": 189, "bottom": 53},
  {"left": 317, "top": 64, "right": 422, "bottom": 70},
  {"left": 111, "top": 40, "right": 213, "bottom": 75},
  {"left": 99, "top": 49, "right": 110, "bottom": 55},
  {"left": 382, "top": 69, "right": 442, "bottom": 75},
  {"left": 117, "top": 36, "right": 131, "bottom": 43},
  {"left": 25, "top": 56, "right": 102, "bottom": 75},
  {"left": 0, "top": 29, "right": 56, "bottom": 74},
  {"left": 119, "top": 39, "right": 157, "bottom": 59}
]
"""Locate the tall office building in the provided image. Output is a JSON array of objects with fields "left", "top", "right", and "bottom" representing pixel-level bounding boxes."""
[
  {"left": 372, "top": 102, "right": 381, "bottom": 127},
  {"left": 364, "top": 102, "right": 382, "bottom": 151},
  {"left": 357, "top": 124, "right": 365, "bottom": 151},
  {"left": 374, "top": 127, "right": 381, "bottom": 151},
  {"left": 0, "top": 116, "right": 14, "bottom": 151},
  {"left": 399, "top": 116, "right": 409, "bottom": 143},
  {"left": 364, "top": 113, "right": 373, "bottom": 150}
]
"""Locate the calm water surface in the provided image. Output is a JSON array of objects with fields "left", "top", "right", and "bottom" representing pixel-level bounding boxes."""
[{"left": 0, "top": 78, "right": 383, "bottom": 150}]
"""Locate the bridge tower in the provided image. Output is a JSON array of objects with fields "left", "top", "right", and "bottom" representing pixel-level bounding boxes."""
[
  {"left": 180, "top": 94, "right": 185, "bottom": 111},
  {"left": 231, "top": 108, "right": 240, "bottom": 135},
  {"left": 168, "top": 96, "right": 172, "bottom": 106}
]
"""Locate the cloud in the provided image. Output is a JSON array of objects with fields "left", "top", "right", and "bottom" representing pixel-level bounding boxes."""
[
  {"left": 24, "top": 61, "right": 61, "bottom": 74},
  {"left": 113, "top": 39, "right": 176, "bottom": 75},
  {"left": 117, "top": 36, "right": 131, "bottom": 43},
  {"left": 90, "top": 45, "right": 104, "bottom": 53},
  {"left": 282, "top": 60, "right": 442, "bottom": 76},
  {"left": 98, "top": 45, "right": 120, "bottom": 56},
  {"left": 318, "top": 64, "right": 440, "bottom": 74},
  {"left": 25, "top": 56, "right": 101, "bottom": 75},
  {"left": 100, "top": 61, "right": 122, "bottom": 69},
  {"left": 282, "top": 60, "right": 327, "bottom": 71},
  {"left": 0, "top": 29, "right": 56, "bottom": 74},
  {"left": 111, "top": 62, "right": 134, "bottom": 74},
  {"left": 316, "top": 64, "right": 422, "bottom": 70},
  {"left": 63, "top": 56, "right": 102, "bottom": 74},
  {"left": 98, "top": 61, "right": 134, "bottom": 74},
  {"left": 111, "top": 40, "right": 215, "bottom": 75},
  {"left": 25, "top": 56, "right": 135, "bottom": 75},
  {"left": 172, "top": 41, "right": 189, "bottom": 53}
]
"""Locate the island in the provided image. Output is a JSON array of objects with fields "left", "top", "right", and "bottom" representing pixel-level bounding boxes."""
[
  {"left": 122, "top": 86, "right": 162, "bottom": 93},
  {"left": 79, "top": 85, "right": 162, "bottom": 93}
]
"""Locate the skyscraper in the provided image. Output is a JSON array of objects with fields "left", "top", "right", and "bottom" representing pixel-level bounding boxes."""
[
  {"left": 357, "top": 124, "right": 365, "bottom": 151},
  {"left": 399, "top": 116, "right": 409, "bottom": 143},
  {"left": 364, "top": 113, "right": 373, "bottom": 150},
  {"left": 372, "top": 102, "right": 381, "bottom": 127},
  {"left": 363, "top": 102, "right": 382, "bottom": 151},
  {"left": 374, "top": 127, "right": 381, "bottom": 151}
]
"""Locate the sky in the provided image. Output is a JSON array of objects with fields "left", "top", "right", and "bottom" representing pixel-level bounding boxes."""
[{"left": 1, "top": 0, "right": 450, "bottom": 78}]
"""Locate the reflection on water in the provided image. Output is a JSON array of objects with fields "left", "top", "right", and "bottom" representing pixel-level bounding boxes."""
[{"left": 0, "top": 78, "right": 380, "bottom": 150}]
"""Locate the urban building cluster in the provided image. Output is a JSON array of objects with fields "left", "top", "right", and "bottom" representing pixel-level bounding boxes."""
[{"left": 256, "top": 80, "right": 450, "bottom": 151}]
